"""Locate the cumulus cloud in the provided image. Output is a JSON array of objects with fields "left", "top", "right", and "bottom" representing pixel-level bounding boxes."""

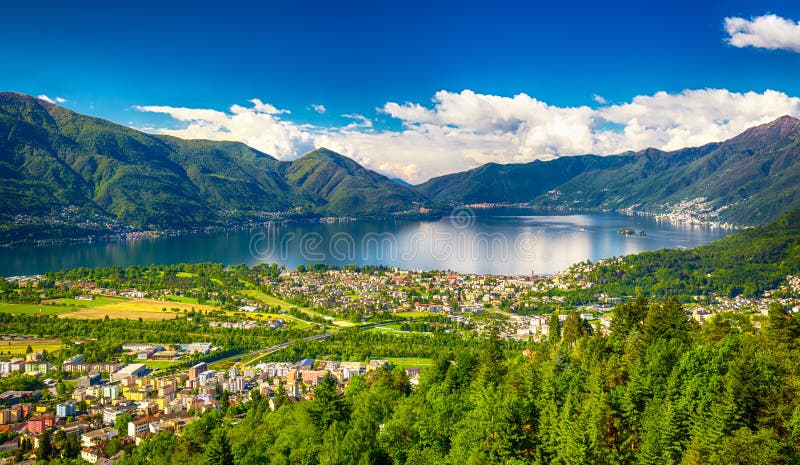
[
  {"left": 310, "top": 104, "right": 326, "bottom": 114},
  {"left": 724, "top": 14, "right": 800, "bottom": 52},
  {"left": 133, "top": 101, "right": 315, "bottom": 159},
  {"left": 37, "top": 94, "right": 67, "bottom": 104},
  {"left": 342, "top": 114, "right": 373, "bottom": 129},
  {"left": 133, "top": 88, "right": 800, "bottom": 184},
  {"left": 593, "top": 94, "right": 608, "bottom": 105}
]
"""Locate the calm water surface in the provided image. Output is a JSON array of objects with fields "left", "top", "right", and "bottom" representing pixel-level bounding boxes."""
[{"left": 0, "top": 210, "right": 733, "bottom": 276}]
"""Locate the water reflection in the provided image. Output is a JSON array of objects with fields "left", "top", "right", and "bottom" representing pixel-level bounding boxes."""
[{"left": 0, "top": 212, "right": 732, "bottom": 276}]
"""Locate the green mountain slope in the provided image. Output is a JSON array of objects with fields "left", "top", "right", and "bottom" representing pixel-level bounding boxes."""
[
  {"left": 415, "top": 116, "right": 800, "bottom": 225},
  {"left": 0, "top": 92, "right": 297, "bottom": 228},
  {"left": 540, "top": 116, "right": 800, "bottom": 225},
  {"left": 0, "top": 93, "right": 430, "bottom": 235},
  {"left": 584, "top": 207, "right": 800, "bottom": 297},
  {"left": 3, "top": 91, "right": 798, "bottom": 240},
  {"left": 416, "top": 154, "right": 636, "bottom": 204},
  {"left": 285, "top": 148, "right": 430, "bottom": 216}
]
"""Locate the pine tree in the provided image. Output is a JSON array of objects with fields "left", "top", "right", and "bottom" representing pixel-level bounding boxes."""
[
  {"left": 38, "top": 429, "right": 53, "bottom": 461},
  {"left": 310, "top": 373, "right": 349, "bottom": 429},
  {"left": 203, "top": 429, "right": 234, "bottom": 465},
  {"left": 548, "top": 312, "right": 561, "bottom": 341}
]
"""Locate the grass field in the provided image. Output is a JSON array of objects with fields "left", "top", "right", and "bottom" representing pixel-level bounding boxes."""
[
  {"left": 143, "top": 360, "right": 183, "bottom": 369},
  {"left": 393, "top": 311, "right": 440, "bottom": 319},
  {"left": 240, "top": 290, "right": 306, "bottom": 310},
  {"left": 386, "top": 357, "right": 432, "bottom": 369},
  {"left": 368, "top": 326, "right": 434, "bottom": 336},
  {"left": 58, "top": 299, "right": 218, "bottom": 321},
  {"left": 0, "top": 296, "right": 131, "bottom": 317},
  {"left": 240, "top": 290, "right": 355, "bottom": 327},
  {"left": 0, "top": 302, "right": 75, "bottom": 316},
  {"left": 0, "top": 339, "right": 63, "bottom": 356}
]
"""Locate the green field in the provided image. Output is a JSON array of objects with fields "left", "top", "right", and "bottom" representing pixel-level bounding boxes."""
[
  {"left": 385, "top": 357, "right": 432, "bottom": 369},
  {"left": 0, "top": 296, "right": 133, "bottom": 316},
  {"left": 368, "top": 326, "right": 434, "bottom": 336},
  {"left": 59, "top": 298, "right": 218, "bottom": 321},
  {"left": 240, "top": 290, "right": 306, "bottom": 310},
  {"left": 393, "top": 311, "right": 439, "bottom": 319},
  {"left": 0, "top": 339, "right": 63, "bottom": 356},
  {"left": 1, "top": 296, "right": 139, "bottom": 314},
  {"left": 240, "top": 290, "right": 354, "bottom": 327},
  {"left": 221, "top": 310, "right": 313, "bottom": 329},
  {"left": 0, "top": 302, "right": 74, "bottom": 316},
  {"left": 143, "top": 360, "right": 183, "bottom": 369}
]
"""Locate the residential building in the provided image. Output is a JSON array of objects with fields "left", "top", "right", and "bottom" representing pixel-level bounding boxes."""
[
  {"left": 81, "top": 427, "right": 118, "bottom": 448},
  {"left": 27, "top": 414, "right": 55, "bottom": 434},
  {"left": 56, "top": 401, "right": 76, "bottom": 418}
]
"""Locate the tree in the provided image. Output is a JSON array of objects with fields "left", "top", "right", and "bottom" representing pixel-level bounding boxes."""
[
  {"left": 479, "top": 325, "right": 506, "bottom": 385},
  {"left": 220, "top": 390, "right": 230, "bottom": 414},
  {"left": 561, "top": 311, "right": 589, "bottom": 346},
  {"left": 642, "top": 299, "right": 691, "bottom": 344},
  {"left": 115, "top": 412, "right": 132, "bottom": 434},
  {"left": 38, "top": 429, "right": 53, "bottom": 461},
  {"left": 107, "top": 436, "right": 123, "bottom": 456},
  {"left": 549, "top": 312, "right": 561, "bottom": 341},
  {"left": 310, "top": 373, "right": 349, "bottom": 429},
  {"left": 203, "top": 428, "right": 234, "bottom": 465},
  {"left": 56, "top": 380, "right": 67, "bottom": 396},
  {"left": 63, "top": 433, "right": 80, "bottom": 459},
  {"left": 610, "top": 295, "right": 648, "bottom": 341}
]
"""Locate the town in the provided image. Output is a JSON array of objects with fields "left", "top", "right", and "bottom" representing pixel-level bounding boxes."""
[{"left": 1, "top": 262, "right": 799, "bottom": 463}]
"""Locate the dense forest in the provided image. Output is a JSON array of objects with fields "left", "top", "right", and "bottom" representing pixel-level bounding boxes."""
[
  {"left": 582, "top": 208, "right": 800, "bottom": 298},
  {"left": 100, "top": 297, "right": 800, "bottom": 465}
]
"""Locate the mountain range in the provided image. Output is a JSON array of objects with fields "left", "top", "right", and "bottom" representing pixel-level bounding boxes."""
[
  {"left": 0, "top": 93, "right": 430, "bottom": 232},
  {"left": 1, "top": 92, "right": 799, "bottom": 242},
  {"left": 418, "top": 115, "right": 800, "bottom": 226}
]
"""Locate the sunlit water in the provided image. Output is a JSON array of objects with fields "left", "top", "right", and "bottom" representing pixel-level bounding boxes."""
[{"left": 0, "top": 210, "right": 732, "bottom": 276}]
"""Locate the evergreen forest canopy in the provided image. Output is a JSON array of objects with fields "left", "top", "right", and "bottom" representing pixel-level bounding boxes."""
[{"left": 113, "top": 297, "right": 800, "bottom": 465}]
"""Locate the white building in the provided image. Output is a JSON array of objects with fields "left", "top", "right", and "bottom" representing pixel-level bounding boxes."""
[{"left": 81, "top": 427, "right": 118, "bottom": 448}]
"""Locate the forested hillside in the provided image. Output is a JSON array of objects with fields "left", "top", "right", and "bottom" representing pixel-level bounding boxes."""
[
  {"left": 0, "top": 93, "right": 431, "bottom": 234},
  {"left": 115, "top": 298, "right": 800, "bottom": 465},
  {"left": 582, "top": 208, "right": 800, "bottom": 298},
  {"left": 416, "top": 116, "right": 800, "bottom": 226}
]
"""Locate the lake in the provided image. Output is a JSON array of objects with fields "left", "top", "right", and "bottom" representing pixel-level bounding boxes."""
[{"left": 0, "top": 209, "right": 733, "bottom": 276}]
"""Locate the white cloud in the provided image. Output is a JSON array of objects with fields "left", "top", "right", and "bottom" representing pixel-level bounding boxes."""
[
  {"left": 593, "top": 94, "right": 608, "bottom": 105},
  {"left": 133, "top": 88, "right": 800, "bottom": 184},
  {"left": 342, "top": 113, "right": 373, "bottom": 129},
  {"left": 37, "top": 94, "right": 67, "bottom": 104},
  {"left": 724, "top": 14, "right": 800, "bottom": 52},
  {"left": 133, "top": 101, "right": 315, "bottom": 159},
  {"left": 310, "top": 104, "right": 326, "bottom": 114}
]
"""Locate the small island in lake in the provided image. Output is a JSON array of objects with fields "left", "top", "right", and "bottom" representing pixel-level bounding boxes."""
[{"left": 618, "top": 228, "right": 646, "bottom": 236}]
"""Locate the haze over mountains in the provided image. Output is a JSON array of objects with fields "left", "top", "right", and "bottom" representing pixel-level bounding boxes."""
[{"left": 1, "top": 92, "right": 799, "bottom": 241}]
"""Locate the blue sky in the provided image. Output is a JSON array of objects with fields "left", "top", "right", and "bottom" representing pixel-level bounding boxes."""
[{"left": 3, "top": 0, "right": 800, "bottom": 182}]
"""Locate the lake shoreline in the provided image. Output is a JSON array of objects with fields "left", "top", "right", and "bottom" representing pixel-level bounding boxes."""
[{"left": 0, "top": 212, "right": 733, "bottom": 277}]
